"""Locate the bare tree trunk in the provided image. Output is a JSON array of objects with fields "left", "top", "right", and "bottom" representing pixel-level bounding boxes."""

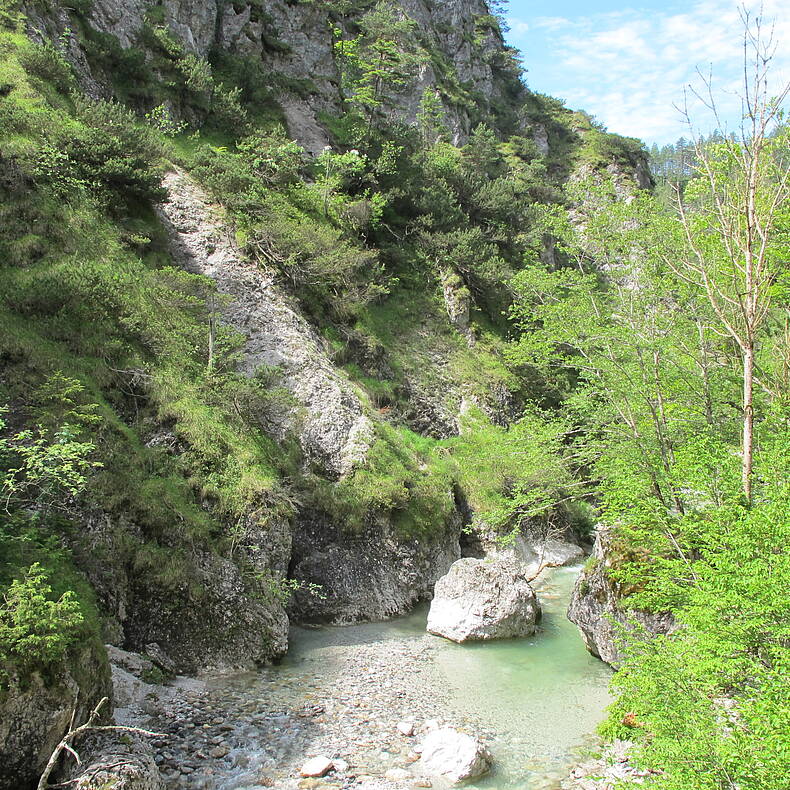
[
  {"left": 742, "top": 341, "right": 755, "bottom": 502},
  {"left": 207, "top": 293, "right": 216, "bottom": 374},
  {"left": 696, "top": 320, "right": 715, "bottom": 427},
  {"left": 38, "top": 697, "right": 163, "bottom": 790}
]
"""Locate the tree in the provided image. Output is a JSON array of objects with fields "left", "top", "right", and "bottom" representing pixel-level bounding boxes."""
[
  {"left": 0, "top": 563, "right": 83, "bottom": 674},
  {"left": 667, "top": 11, "right": 790, "bottom": 501},
  {"left": 510, "top": 177, "right": 744, "bottom": 522},
  {"left": 332, "top": 1, "right": 426, "bottom": 141}
]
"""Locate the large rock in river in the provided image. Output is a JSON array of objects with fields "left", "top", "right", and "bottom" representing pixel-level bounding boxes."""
[
  {"left": 420, "top": 726, "right": 493, "bottom": 783},
  {"left": 427, "top": 557, "right": 541, "bottom": 642},
  {"left": 567, "top": 525, "right": 675, "bottom": 667}
]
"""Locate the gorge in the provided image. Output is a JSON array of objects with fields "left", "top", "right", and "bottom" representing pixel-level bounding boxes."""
[{"left": 1, "top": 0, "right": 788, "bottom": 788}]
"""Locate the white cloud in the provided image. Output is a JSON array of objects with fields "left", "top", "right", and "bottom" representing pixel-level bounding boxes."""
[
  {"left": 509, "top": 18, "right": 531, "bottom": 35},
  {"left": 531, "top": 16, "right": 572, "bottom": 30},
  {"left": 511, "top": 0, "right": 790, "bottom": 144}
]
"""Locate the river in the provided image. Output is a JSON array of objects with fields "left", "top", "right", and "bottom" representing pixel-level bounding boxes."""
[{"left": 183, "top": 565, "right": 612, "bottom": 790}]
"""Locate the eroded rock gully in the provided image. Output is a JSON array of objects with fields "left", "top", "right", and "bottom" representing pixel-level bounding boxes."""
[{"left": 157, "top": 168, "right": 375, "bottom": 480}]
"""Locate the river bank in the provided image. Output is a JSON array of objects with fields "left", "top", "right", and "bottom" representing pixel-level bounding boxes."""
[{"left": 114, "top": 567, "right": 612, "bottom": 790}]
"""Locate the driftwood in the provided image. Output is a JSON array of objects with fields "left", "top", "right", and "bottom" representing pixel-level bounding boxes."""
[{"left": 37, "top": 696, "right": 164, "bottom": 790}]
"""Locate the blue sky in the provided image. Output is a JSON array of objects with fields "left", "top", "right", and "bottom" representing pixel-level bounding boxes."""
[{"left": 503, "top": 0, "right": 790, "bottom": 145}]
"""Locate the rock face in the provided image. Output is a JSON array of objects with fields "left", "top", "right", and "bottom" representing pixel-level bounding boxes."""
[
  {"left": 157, "top": 168, "right": 374, "bottom": 479},
  {"left": 441, "top": 268, "right": 474, "bottom": 344},
  {"left": 567, "top": 525, "right": 675, "bottom": 667},
  {"left": 501, "top": 530, "right": 587, "bottom": 573},
  {"left": 461, "top": 506, "right": 589, "bottom": 574},
  {"left": 288, "top": 508, "right": 462, "bottom": 623},
  {"left": 81, "top": 0, "right": 515, "bottom": 150},
  {"left": 426, "top": 557, "right": 541, "bottom": 642},
  {"left": 419, "top": 727, "right": 493, "bottom": 783},
  {"left": 73, "top": 510, "right": 291, "bottom": 674},
  {"left": 0, "top": 643, "right": 111, "bottom": 790},
  {"left": 122, "top": 539, "right": 290, "bottom": 673}
]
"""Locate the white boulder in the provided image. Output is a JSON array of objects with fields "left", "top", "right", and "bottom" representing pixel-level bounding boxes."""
[
  {"left": 426, "top": 557, "right": 541, "bottom": 642},
  {"left": 419, "top": 727, "right": 492, "bottom": 783}
]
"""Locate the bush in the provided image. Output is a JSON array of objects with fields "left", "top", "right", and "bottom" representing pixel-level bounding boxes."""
[
  {"left": 18, "top": 39, "right": 75, "bottom": 94},
  {"left": 599, "top": 431, "right": 790, "bottom": 790},
  {"left": 237, "top": 130, "right": 304, "bottom": 185},
  {"left": 0, "top": 403, "right": 102, "bottom": 520},
  {"left": 67, "top": 99, "right": 166, "bottom": 205},
  {"left": 0, "top": 562, "right": 83, "bottom": 674}
]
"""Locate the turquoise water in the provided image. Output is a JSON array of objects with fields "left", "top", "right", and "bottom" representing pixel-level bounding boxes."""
[
  {"left": 282, "top": 565, "right": 613, "bottom": 789},
  {"left": 428, "top": 567, "right": 613, "bottom": 788}
]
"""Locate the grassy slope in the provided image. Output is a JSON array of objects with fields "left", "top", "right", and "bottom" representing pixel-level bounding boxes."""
[{"left": 0, "top": 0, "right": 643, "bottom": 674}]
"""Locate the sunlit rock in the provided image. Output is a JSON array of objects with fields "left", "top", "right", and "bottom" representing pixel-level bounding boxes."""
[
  {"left": 427, "top": 557, "right": 541, "bottom": 642},
  {"left": 419, "top": 726, "right": 492, "bottom": 783}
]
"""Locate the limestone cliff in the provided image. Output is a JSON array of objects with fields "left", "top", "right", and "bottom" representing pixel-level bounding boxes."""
[
  {"left": 157, "top": 168, "right": 375, "bottom": 478},
  {"left": 32, "top": 0, "right": 521, "bottom": 152}
]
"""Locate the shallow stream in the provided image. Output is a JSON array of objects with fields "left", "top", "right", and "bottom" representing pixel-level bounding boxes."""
[{"left": 196, "top": 566, "right": 612, "bottom": 790}]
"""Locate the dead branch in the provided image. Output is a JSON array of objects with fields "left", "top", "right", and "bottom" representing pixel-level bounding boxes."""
[{"left": 38, "top": 697, "right": 164, "bottom": 790}]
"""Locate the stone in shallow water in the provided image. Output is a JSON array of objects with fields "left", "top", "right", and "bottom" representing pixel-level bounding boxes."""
[
  {"left": 427, "top": 557, "right": 540, "bottom": 642},
  {"left": 300, "top": 756, "right": 334, "bottom": 777},
  {"left": 419, "top": 727, "right": 492, "bottom": 783},
  {"left": 397, "top": 721, "right": 415, "bottom": 736}
]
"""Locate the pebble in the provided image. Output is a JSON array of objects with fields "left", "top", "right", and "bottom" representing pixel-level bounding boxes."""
[
  {"left": 110, "top": 633, "right": 498, "bottom": 790},
  {"left": 300, "top": 756, "right": 334, "bottom": 777},
  {"left": 397, "top": 721, "right": 415, "bottom": 736}
]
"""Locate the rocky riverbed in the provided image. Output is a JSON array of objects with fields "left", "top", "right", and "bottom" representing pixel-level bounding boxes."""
[
  {"left": 115, "top": 633, "right": 495, "bottom": 789},
  {"left": 112, "top": 568, "right": 612, "bottom": 790}
]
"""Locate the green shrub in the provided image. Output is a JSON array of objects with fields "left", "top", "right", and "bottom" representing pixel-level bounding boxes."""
[
  {"left": 0, "top": 562, "right": 83, "bottom": 673},
  {"left": 0, "top": 401, "right": 102, "bottom": 520},
  {"left": 18, "top": 39, "right": 75, "bottom": 94},
  {"left": 237, "top": 130, "right": 305, "bottom": 186},
  {"left": 23, "top": 98, "right": 166, "bottom": 210}
]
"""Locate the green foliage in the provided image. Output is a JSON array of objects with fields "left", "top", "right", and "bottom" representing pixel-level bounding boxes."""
[
  {"left": 1, "top": 374, "right": 103, "bottom": 519},
  {"left": 446, "top": 405, "right": 573, "bottom": 534},
  {"left": 509, "top": 178, "right": 745, "bottom": 514},
  {"left": 599, "top": 435, "right": 790, "bottom": 789},
  {"left": 504, "top": 84, "right": 790, "bottom": 787},
  {"left": 0, "top": 562, "right": 83, "bottom": 674},
  {"left": 247, "top": 572, "right": 326, "bottom": 607},
  {"left": 237, "top": 130, "right": 305, "bottom": 186},
  {"left": 24, "top": 97, "right": 166, "bottom": 211},
  {"left": 188, "top": 133, "right": 388, "bottom": 321},
  {"left": 18, "top": 37, "right": 75, "bottom": 93},
  {"left": 145, "top": 103, "right": 187, "bottom": 137},
  {"left": 0, "top": 416, "right": 102, "bottom": 518},
  {"left": 309, "top": 422, "right": 456, "bottom": 537}
]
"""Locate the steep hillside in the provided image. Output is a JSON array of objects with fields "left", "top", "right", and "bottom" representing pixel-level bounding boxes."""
[{"left": 0, "top": 0, "right": 652, "bottom": 784}]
